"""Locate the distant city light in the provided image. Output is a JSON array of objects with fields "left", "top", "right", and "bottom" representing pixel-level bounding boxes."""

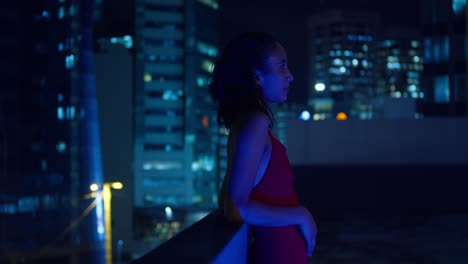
[
  {"left": 165, "top": 206, "right": 173, "bottom": 220},
  {"left": 111, "top": 182, "right": 123, "bottom": 190},
  {"left": 315, "top": 83, "right": 325, "bottom": 92},
  {"left": 336, "top": 112, "right": 348, "bottom": 121},
  {"left": 90, "top": 183, "right": 99, "bottom": 192},
  {"left": 300, "top": 111, "right": 311, "bottom": 121},
  {"left": 144, "top": 73, "right": 152, "bottom": 82}
]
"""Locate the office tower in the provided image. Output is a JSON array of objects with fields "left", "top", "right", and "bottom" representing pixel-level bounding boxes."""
[
  {"left": 132, "top": 0, "right": 220, "bottom": 253},
  {"left": 307, "top": 10, "right": 379, "bottom": 120},
  {"left": 0, "top": 1, "right": 104, "bottom": 263},
  {"left": 420, "top": 0, "right": 467, "bottom": 116},
  {"left": 375, "top": 27, "right": 424, "bottom": 118}
]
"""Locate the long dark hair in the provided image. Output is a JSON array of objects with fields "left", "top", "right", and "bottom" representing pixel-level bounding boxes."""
[{"left": 208, "top": 32, "right": 278, "bottom": 130}]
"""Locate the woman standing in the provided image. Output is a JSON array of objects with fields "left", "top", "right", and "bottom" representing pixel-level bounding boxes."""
[{"left": 210, "top": 32, "right": 317, "bottom": 263}]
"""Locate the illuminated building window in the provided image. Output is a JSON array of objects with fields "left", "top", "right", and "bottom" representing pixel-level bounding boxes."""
[
  {"left": 18, "top": 196, "right": 40, "bottom": 213},
  {"left": 41, "top": 160, "right": 47, "bottom": 171},
  {"left": 332, "top": 58, "right": 343, "bottom": 66},
  {"left": 197, "top": 42, "right": 218, "bottom": 57},
  {"left": 0, "top": 204, "right": 17, "bottom": 215},
  {"left": 65, "top": 54, "right": 75, "bottom": 69},
  {"left": 202, "top": 115, "right": 209, "bottom": 127},
  {"left": 201, "top": 60, "right": 214, "bottom": 73},
  {"left": 57, "top": 107, "right": 64, "bottom": 120},
  {"left": 434, "top": 75, "right": 450, "bottom": 103},
  {"left": 58, "top": 42, "right": 64, "bottom": 51},
  {"left": 411, "top": 40, "right": 420, "bottom": 48},
  {"left": 162, "top": 90, "right": 179, "bottom": 101},
  {"left": 144, "top": 73, "right": 152, "bottom": 82},
  {"left": 361, "top": 59, "right": 368, "bottom": 68},
  {"left": 110, "top": 35, "right": 133, "bottom": 49},
  {"left": 66, "top": 106, "right": 76, "bottom": 119},
  {"left": 453, "top": 0, "right": 467, "bottom": 15},
  {"left": 197, "top": 0, "right": 219, "bottom": 10},
  {"left": 142, "top": 161, "right": 183, "bottom": 171},
  {"left": 196, "top": 76, "right": 208, "bottom": 87},
  {"left": 56, "top": 141, "right": 67, "bottom": 153},
  {"left": 424, "top": 37, "right": 449, "bottom": 63},
  {"left": 58, "top": 6, "right": 65, "bottom": 19}
]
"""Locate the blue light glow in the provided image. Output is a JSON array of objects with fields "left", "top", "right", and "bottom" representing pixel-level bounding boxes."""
[
  {"left": 453, "top": 0, "right": 466, "bottom": 15},
  {"left": 300, "top": 111, "right": 311, "bottom": 121},
  {"left": 57, "top": 107, "right": 64, "bottom": 120}
]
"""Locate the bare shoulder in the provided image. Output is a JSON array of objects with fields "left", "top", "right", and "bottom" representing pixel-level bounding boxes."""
[{"left": 233, "top": 112, "right": 270, "bottom": 144}]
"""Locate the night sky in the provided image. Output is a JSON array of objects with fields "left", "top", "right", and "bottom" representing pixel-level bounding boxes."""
[{"left": 99, "top": 0, "right": 421, "bottom": 103}]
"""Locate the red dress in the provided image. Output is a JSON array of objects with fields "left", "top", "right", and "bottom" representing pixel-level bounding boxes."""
[{"left": 248, "top": 130, "right": 308, "bottom": 264}]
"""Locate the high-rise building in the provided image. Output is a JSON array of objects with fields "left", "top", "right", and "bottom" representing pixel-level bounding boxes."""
[
  {"left": 420, "top": 0, "right": 467, "bottom": 116},
  {"left": 131, "top": 0, "right": 220, "bottom": 255},
  {"left": 1, "top": 1, "right": 104, "bottom": 263},
  {"left": 375, "top": 27, "right": 424, "bottom": 119},
  {"left": 307, "top": 10, "right": 379, "bottom": 120}
]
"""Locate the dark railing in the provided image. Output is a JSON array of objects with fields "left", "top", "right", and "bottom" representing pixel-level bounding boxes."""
[{"left": 131, "top": 209, "right": 249, "bottom": 264}]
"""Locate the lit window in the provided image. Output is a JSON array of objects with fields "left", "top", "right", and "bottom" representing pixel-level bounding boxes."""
[
  {"left": 41, "top": 160, "right": 47, "bottom": 171},
  {"left": 453, "top": 0, "right": 466, "bottom": 15},
  {"left": 57, "top": 107, "right": 64, "bottom": 120},
  {"left": 142, "top": 161, "right": 183, "bottom": 171},
  {"left": 332, "top": 58, "right": 343, "bottom": 66},
  {"left": 314, "top": 83, "right": 325, "bottom": 92},
  {"left": 411, "top": 40, "right": 420, "bottom": 48},
  {"left": 201, "top": 60, "right": 214, "bottom": 73},
  {"left": 165, "top": 145, "right": 172, "bottom": 152},
  {"left": 196, "top": 76, "right": 207, "bottom": 87},
  {"left": 197, "top": 0, "right": 219, "bottom": 10},
  {"left": 299, "top": 111, "right": 311, "bottom": 121},
  {"left": 197, "top": 42, "right": 218, "bottom": 57},
  {"left": 162, "top": 90, "right": 178, "bottom": 101},
  {"left": 56, "top": 141, "right": 67, "bottom": 153},
  {"left": 362, "top": 59, "right": 368, "bottom": 68},
  {"left": 69, "top": 5, "right": 76, "bottom": 16},
  {"left": 144, "top": 73, "right": 152, "bottom": 82},
  {"left": 109, "top": 35, "right": 133, "bottom": 49},
  {"left": 434, "top": 75, "right": 450, "bottom": 103},
  {"left": 202, "top": 115, "right": 209, "bottom": 127},
  {"left": 58, "top": 42, "right": 64, "bottom": 51},
  {"left": 408, "top": 84, "right": 417, "bottom": 92},
  {"left": 352, "top": 59, "right": 359, "bottom": 67},
  {"left": 65, "top": 54, "right": 75, "bottom": 69},
  {"left": 66, "top": 106, "right": 76, "bottom": 119},
  {"left": 58, "top": 6, "right": 65, "bottom": 19}
]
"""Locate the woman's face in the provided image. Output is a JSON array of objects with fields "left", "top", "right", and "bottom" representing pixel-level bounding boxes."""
[{"left": 256, "top": 43, "right": 294, "bottom": 105}]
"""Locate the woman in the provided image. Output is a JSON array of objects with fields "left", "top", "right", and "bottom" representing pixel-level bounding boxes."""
[{"left": 209, "top": 32, "right": 317, "bottom": 263}]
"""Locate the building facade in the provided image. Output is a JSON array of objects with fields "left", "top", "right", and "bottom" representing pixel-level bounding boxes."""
[
  {"left": 420, "top": 0, "right": 467, "bottom": 116},
  {"left": 307, "top": 10, "right": 379, "bottom": 120},
  {"left": 1, "top": 0, "right": 105, "bottom": 262}
]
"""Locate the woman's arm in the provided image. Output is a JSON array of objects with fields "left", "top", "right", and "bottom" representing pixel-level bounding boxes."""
[{"left": 225, "top": 112, "right": 308, "bottom": 227}]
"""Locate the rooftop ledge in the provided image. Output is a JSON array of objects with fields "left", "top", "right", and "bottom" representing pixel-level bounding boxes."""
[{"left": 131, "top": 209, "right": 249, "bottom": 264}]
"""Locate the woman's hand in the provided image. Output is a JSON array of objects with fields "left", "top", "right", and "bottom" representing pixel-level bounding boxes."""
[{"left": 298, "top": 206, "right": 317, "bottom": 256}]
